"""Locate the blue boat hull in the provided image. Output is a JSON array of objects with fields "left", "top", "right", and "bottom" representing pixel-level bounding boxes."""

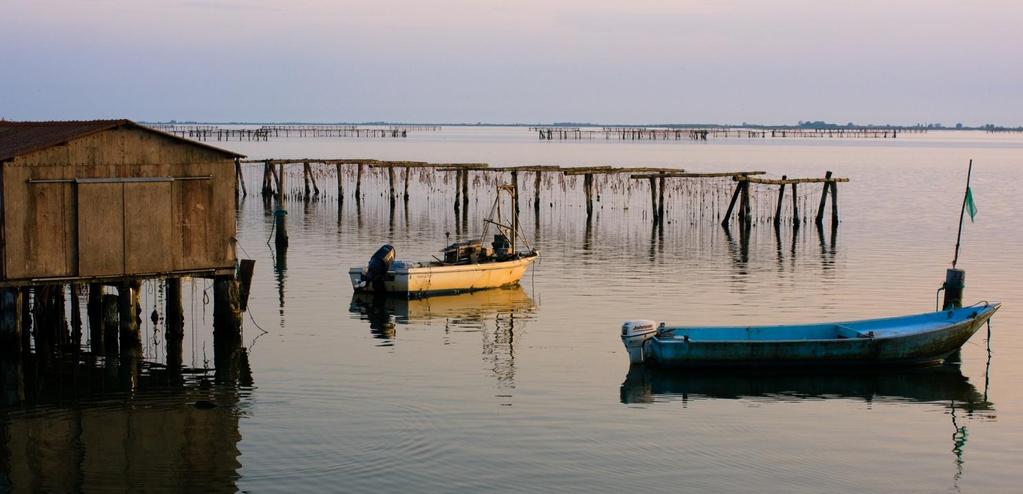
[{"left": 639, "top": 304, "right": 1000, "bottom": 368}]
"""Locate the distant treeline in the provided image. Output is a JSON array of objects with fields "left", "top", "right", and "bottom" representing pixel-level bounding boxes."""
[{"left": 143, "top": 120, "right": 1023, "bottom": 131}]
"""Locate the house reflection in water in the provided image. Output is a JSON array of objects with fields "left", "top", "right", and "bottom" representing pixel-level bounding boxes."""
[{"left": 0, "top": 333, "right": 251, "bottom": 492}]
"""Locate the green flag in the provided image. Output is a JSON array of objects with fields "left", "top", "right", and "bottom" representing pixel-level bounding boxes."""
[{"left": 965, "top": 186, "right": 978, "bottom": 222}]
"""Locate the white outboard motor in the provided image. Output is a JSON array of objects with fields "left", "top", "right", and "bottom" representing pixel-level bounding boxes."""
[{"left": 621, "top": 320, "right": 659, "bottom": 365}]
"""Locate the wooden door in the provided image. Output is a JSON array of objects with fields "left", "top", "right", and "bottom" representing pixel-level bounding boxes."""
[{"left": 77, "top": 183, "right": 125, "bottom": 277}]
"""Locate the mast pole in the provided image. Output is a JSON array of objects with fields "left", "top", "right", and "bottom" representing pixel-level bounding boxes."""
[{"left": 952, "top": 160, "right": 973, "bottom": 268}]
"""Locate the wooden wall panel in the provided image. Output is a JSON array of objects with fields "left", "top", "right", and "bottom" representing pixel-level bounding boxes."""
[
  {"left": 174, "top": 179, "right": 213, "bottom": 271},
  {"left": 124, "top": 182, "right": 174, "bottom": 274},
  {"left": 3, "top": 166, "right": 72, "bottom": 279},
  {"left": 77, "top": 183, "right": 125, "bottom": 277}
]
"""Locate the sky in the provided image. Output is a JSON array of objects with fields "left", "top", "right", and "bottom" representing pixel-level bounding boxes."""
[{"left": 1, "top": 0, "right": 1021, "bottom": 125}]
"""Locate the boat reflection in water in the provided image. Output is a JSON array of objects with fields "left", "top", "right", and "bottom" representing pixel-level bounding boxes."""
[
  {"left": 349, "top": 285, "right": 537, "bottom": 342},
  {"left": 620, "top": 364, "right": 992, "bottom": 414}
]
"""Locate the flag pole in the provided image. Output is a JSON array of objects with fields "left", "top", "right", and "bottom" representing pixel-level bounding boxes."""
[{"left": 952, "top": 159, "right": 973, "bottom": 268}]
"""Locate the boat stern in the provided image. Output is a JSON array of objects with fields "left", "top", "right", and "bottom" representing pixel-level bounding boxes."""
[{"left": 621, "top": 320, "right": 659, "bottom": 365}]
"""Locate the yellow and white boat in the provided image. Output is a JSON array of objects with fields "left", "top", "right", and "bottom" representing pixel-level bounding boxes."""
[{"left": 349, "top": 185, "right": 539, "bottom": 298}]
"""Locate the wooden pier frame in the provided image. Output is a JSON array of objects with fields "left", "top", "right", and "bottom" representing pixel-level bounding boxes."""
[{"left": 722, "top": 172, "right": 849, "bottom": 228}]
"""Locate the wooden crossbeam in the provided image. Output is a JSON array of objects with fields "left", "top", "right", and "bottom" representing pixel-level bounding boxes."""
[
  {"left": 630, "top": 171, "right": 763, "bottom": 179},
  {"left": 735, "top": 176, "right": 849, "bottom": 185}
]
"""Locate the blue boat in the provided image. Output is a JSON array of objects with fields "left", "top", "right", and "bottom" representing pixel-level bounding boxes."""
[{"left": 621, "top": 303, "right": 1000, "bottom": 367}]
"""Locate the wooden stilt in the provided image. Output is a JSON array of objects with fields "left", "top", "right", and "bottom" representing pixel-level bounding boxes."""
[
  {"left": 722, "top": 181, "right": 742, "bottom": 228},
  {"left": 0, "top": 288, "right": 21, "bottom": 354},
  {"left": 649, "top": 177, "right": 658, "bottom": 224},
  {"left": 101, "top": 293, "right": 119, "bottom": 355},
  {"left": 657, "top": 174, "right": 665, "bottom": 224},
  {"left": 165, "top": 278, "right": 183, "bottom": 371},
  {"left": 355, "top": 163, "right": 364, "bottom": 200},
  {"left": 454, "top": 170, "right": 462, "bottom": 212},
  {"left": 303, "top": 161, "right": 311, "bottom": 198},
  {"left": 275, "top": 164, "right": 289, "bottom": 249},
  {"left": 511, "top": 170, "right": 520, "bottom": 214},
  {"left": 815, "top": 171, "right": 832, "bottom": 225},
  {"left": 534, "top": 171, "right": 542, "bottom": 211},
  {"left": 213, "top": 276, "right": 243, "bottom": 338},
  {"left": 584, "top": 173, "right": 594, "bottom": 218},
  {"left": 739, "top": 181, "right": 751, "bottom": 226},
  {"left": 117, "top": 281, "right": 141, "bottom": 349},
  {"left": 87, "top": 284, "right": 104, "bottom": 354},
  {"left": 774, "top": 176, "right": 787, "bottom": 228},
  {"left": 403, "top": 166, "right": 411, "bottom": 202},
  {"left": 461, "top": 169, "right": 470, "bottom": 214},
  {"left": 70, "top": 283, "right": 82, "bottom": 349},
  {"left": 791, "top": 182, "right": 800, "bottom": 228},
  {"left": 830, "top": 180, "right": 839, "bottom": 225},
  {"left": 388, "top": 166, "right": 397, "bottom": 206},
  {"left": 236, "top": 158, "right": 247, "bottom": 197},
  {"left": 335, "top": 164, "right": 344, "bottom": 203}
]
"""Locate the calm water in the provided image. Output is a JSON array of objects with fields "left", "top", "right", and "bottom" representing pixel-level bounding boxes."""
[{"left": 2, "top": 128, "right": 1022, "bottom": 493}]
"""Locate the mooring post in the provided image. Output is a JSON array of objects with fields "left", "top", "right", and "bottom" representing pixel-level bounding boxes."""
[
  {"left": 791, "top": 182, "right": 800, "bottom": 228},
  {"left": 722, "top": 180, "right": 743, "bottom": 228},
  {"left": 262, "top": 160, "right": 271, "bottom": 196},
  {"left": 0, "top": 288, "right": 22, "bottom": 354},
  {"left": 773, "top": 176, "right": 787, "bottom": 228},
  {"left": 275, "top": 163, "right": 289, "bottom": 249},
  {"left": 815, "top": 171, "right": 832, "bottom": 225}
]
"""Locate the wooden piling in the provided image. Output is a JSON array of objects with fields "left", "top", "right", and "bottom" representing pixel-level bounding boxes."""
[
  {"left": 584, "top": 173, "right": 594, "bottom": 218},
  {"left": 275, "top": 163, "right": 289, "bottom": 249},
  {"left": 302, "top": 161, "right": 311, "bottom": 198},
  {"left": 70, "top": 283, "right": 83, "bottom": 349},
  {"left": 534, "top": 171, "right": 542, "bottom": 211},
  {"left": 355, "top": 163, "right": 364, "bottom": 200},
  {"left": 388, "top": 166, "right": 397, "bottom": 206},
  {"left": 830, "top": 179, "right": 839, "bottom": 225},
  {"left": 236, "top": 158, "right": 247, "bottom": 197},
  {"left": 511, "top": 170, "right": 520, "bottom": 213},
  {"left": 454, "top": 170, "right": 462, "bottom": 212},
  {"left": 461, "top": 169, "right": 470, "bottom": 213},
  {"left": 213, "top": 276, "right": 243, "bottom": 337},
  {"left": 739, "top": 181, "right": 751, "bottom": 225},
  {"left": 117, "top": 281, "right": 141, "bottom": 348},
  {"left": 0, "top": 288, "right": 22, "bottom": 354},
  {"left": 649, "top": 177, "right": 658, "bottom": 223},
  {"left": 336, "top": 164, "right": 344, "bottom": 202},
  {"left": 403, "top": 166, "right": 411, "bottom": 202},
  {"left": 87, "top": 284, "right": 104, "bottom": 354},
  {"left": 815, "top": 171, "right": 832, "bottom": 225},
  {"left": 238, "top": 259, "right": 256, "bottom": 311},
  {"left": 791, "top": 182, "right": 800, "bottom": 228},
  {"left": 657, "top": 174, "right": 665, "bottom": 224},
  {"left": 101, "top": 293, "right": 119, "bottom": 354},
  {"left": 774, "top": 176, "right": 787, "bottom": 228}
]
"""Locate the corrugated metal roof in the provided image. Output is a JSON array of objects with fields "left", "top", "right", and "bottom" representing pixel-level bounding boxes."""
[{"left": 0, "top": 119, "right": 245, "bottom": 162}]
